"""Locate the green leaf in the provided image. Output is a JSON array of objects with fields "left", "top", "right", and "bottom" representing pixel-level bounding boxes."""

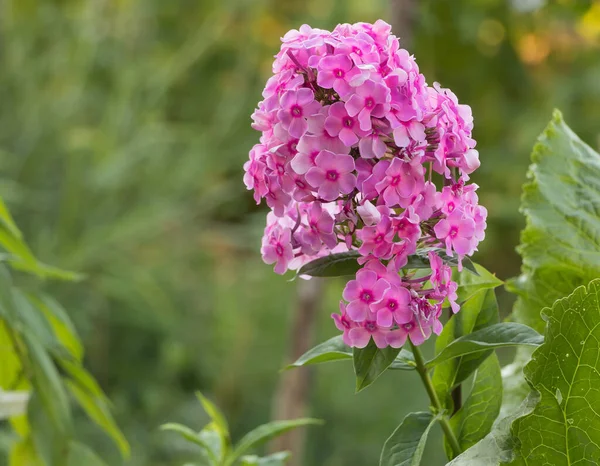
[
  {"left": 379, "top": 411, "right": 438, "bottom": 466},
  {"left": 432, "top": 288, "right": 499, "bottom": 411},
  {"left": 160, "top": 423, "right": 219, "bottom": 464},
  {"left": 509, "top": 110, "right": 600, "bottom": 332},
  {"left": 196, "top": 391, "right": 230, "bottom": 449},
  {"left": 0, "top": 198, "right": 23, "bottom": 240},
  {"left": 449, "top": 354, "right": 502, "bottom": 452},
  {"left": 285, "top": 336, "right": 352, "bottom": 369},
  {"left": 297, "top": 249, "right": 477, "bottom": 278},
  {"left": 67, "top": 442, "right": 108, "bottom": 466},
  {"left": 454, "top": 264, "right": 503, "bottom": 304},
  {"left": 353, "top": 339, "right": 401, "bottom": 392},
  {"left": 0, "top": 390, "right": 29, "bottom": 419},
  {"left": 22, "top": 333, "right": 72, "bottom": 435},
  {"left": 507, "top": 279, "right": 600, "bottom": 465},
  {"left": 388, "top": 349, "right": 416, "bottom": 371},
  {"left": 240, "top": 452, "right": 291, "bottom": 466},
  {"left": 427, "top": 323, "right": 543, "bottom": 369},
  {"left": 446, "top": 393, "right": 539, "bottom": 466},
  {"left": 226, "top": 419, "right": 323, "bottom": 466},
  {"left": 62, "top": 361, "right": 129, "bottom": 458}
]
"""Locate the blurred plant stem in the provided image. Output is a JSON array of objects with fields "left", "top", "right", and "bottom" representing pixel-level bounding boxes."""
[{"left": 269, "top": 278, "right": 323, "bottom": 465}]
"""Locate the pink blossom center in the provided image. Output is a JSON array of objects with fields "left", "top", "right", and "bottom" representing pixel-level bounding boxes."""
[
  {"left": 334, "top": 69, "right": 344, "bottom": 78},
  {"left": 391, "top": 175, "right": 401, "bottom": 186},
  {"left": 275, "top": 244, "right": 284, "bottom": 256},
  {"left": 388, "top": 300, "right": 397, "bottom": 310},
  {"left": 447, "top": 202, "right": 455, "bottom": 213},
  {"left": 374, "top": 234, "right": 384, "bottom": 244},
  {"left": 296, "top": 179, "right": 306, "bottom": 189},
  {"left": 352, "top": 47, "right": 362, "bottom": 56},
  {"left": 403, "top": 322, "right": 414, "bottom": 331},
  {"left": 365, "top": 321, "right": 377, "bottom": 332},
  {"left": 365, "top": 97, "right": 375, "bottom": 109},
  {"left": 326, "top": 170, "right": 339, "bottom": 181},
  {"left": 343, "top": 117, "right": 354, "bottom": 128},
  {"left": 361, "top": 291, "right": 373, "bottom": 303},
  {"left": 291, "top": 105, "right": 303, "bottom": 118},
  {"left": 449, "top": 226, "right": 459, "bottom": 238}
]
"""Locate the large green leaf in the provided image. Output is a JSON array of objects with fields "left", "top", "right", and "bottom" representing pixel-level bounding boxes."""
[
  {"left": 509, "top": 110, "right": 600, "bottom": 332},
  {"left": 286, "top": 336, "right": 352, "bottom": 369},
  {"left": 67, "top": 442, "right": 108, "bottom": 466},
  {"left": 449, "top": 354, "right": 502, "bottom": 452},
  {"left": 453, "top": 264, "right": 503, "bottom": 304},
  {"left": 446, "top": 393, "right": 539, "bottom": 466},
  {"left": 427, "top": 323, "right": 543, "bottom": 369},
  {"left": 379, "top": 411, "right": 438, "bottom": 466},
  {"left": 506, "top": 279, "right": 600, "bottom": 465},
  {"left": 225, "top": 419, "right": 323, "bottom": 466},
  {"left": 432, "top": 288, "right": 499, "bottom": 410},
  {"left": 353, "top": 339, "right": 401, "bottom": 392}
]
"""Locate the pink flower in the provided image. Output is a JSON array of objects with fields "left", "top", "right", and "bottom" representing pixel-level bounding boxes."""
[
  {"left": 387, "top": 319, "right": 432, "bottom": 348},
  {"left": 277, "top": 88, "right": 321, "bottom": 138},
  {"left": 358, "top": 130, "right": 388, "bottom": 158},
  {"left": 261, "top": 226, "right": 294, "bottom": 274},
  {"left": 305, "top": 150, "right": 356, "bottom": 201},
  {"left": 373, "top": 158, "right": 420, "bottom": 207},
  {"left": 324, "top": 102, "right": 367, "bottom": 146},
  {"left": 345, "top": 79, "right": 390, "bottom": 131},
  {"left": 371, "top": 285, "right": 412, "bottom": 327},
  {"left": 434, "top": 210, "right": 476, "bottom": 257},
  {"left": 315, "top": 54, "right": 356, "bottom": 97},
  {"left": 298, "top": 203, "right": 337, "bottom": 254},
  {"left": 343, "top": 269, "right": 390, "bottom": 321},
  {"left": 356, "top": 213, "right": 394, "bottom": 259},
  {"left": 349, "top": 319, "right": 388, "bottom": 348},
  {"left": 332, "top": 301, "right": 356, "bottom": 346}
]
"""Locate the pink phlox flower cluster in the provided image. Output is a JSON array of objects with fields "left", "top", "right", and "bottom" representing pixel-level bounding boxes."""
[{"left": 245, "top": 20, "right": 487, "bottom": 347}]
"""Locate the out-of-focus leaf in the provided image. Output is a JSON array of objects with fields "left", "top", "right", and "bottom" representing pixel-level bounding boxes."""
[
  {"left": 286, "top": 336, "right": 351, "bottom": 369},
  {"left": 449, "top": 354, "right": 502, "bottom": 452},
  {"left": 240, "top": 451, "right": 291, "bottom": 466},
  {"left": 160, "top": 423, "right": 218, "bottom": 464},
  {"left": 507, "top": 279, "right": 600, "bottom": 465},
  {"left": 0, "top": 198, "right": 22, "bottom": 239},
  {"left": 8, "top": 437, "right": 41, "bottom": 466},
  {"left": 509, "top": 110, "right": 600, "bottom": 333},
  {"left": 197, "top": 391, "right": 230, "bottom": 450},
  {"left": 379, "top": 411, "right": 437, "bottom": 466},
  {"left": 453, "top": 264, "right": 503, "bottom": 304},
  {"left": 22, "top": 333, "right": 71, "bottom": 435},
  {"left": 67, "top": 442, "right": 108, "bottom": 466},
  {"left": 226, "top": 419, "right": 323, "bottom": 466},
  {"left": 0, "top": 390, "right": 29, "bottom": 420},
  {"left": 427, "top": 323, "right": 543, "bottom": 368},
  {"left": 353, "top": 339, "right": 401, "bottom": 392}
]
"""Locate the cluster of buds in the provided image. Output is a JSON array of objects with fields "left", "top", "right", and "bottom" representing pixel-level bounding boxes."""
[{"left": 244, "top": 21, "right": 487, "bottom": 348}]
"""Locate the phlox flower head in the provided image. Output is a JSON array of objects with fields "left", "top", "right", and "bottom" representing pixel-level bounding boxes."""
[{"left": 244, "top": 20, "right": 487, "bottom": 348}]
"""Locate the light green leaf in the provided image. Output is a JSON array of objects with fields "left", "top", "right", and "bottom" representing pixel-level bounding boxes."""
[
  {"left": 8, "top": 437, "right": 41, "bottom": 466},
  {"left": 432, "top": 288, "right": 499, "bottom": 411},
  {"left": 22, "top": 333, "right": 72, "bottom": 435},
  {"left": 286, "top": 336, "right": 351, "bottom": 369},
  {"left": 226, "top": 419, "right": 323, "bottom": 466},
  {"left": 446, "top": 393, "right": 539, "bottom": 466},
  {"left": 379, "top": 411, "right": 438, "bottom": 466},
  {"left": 454, "top": 264, "right": 503, "bottom": 303},
  {"left": 507, "top": 279, "right": 600, "bottom": 465},
  {"left": 427, "top": 323, "right": 543, "bottom": 369},
  {"left": 0, "top": 198, "right": 23, "bottom": 240},
  {"left": 64, "top": 367, "right": 130, "bottom": 458},
  {"left": 449, "top": 354, "right": 502, "bottom": 452},
  {"left": 509, "top": 110, "right": 600, "bottom": 332},
  {"left": 353, "top": 339, "right": 401, "bottom": 392},
  {"left": 160, "top": 423, "right": 219, "bottom": 464},
  {"left": 196, "top": 391, "right": 230, "bottom": 449}
]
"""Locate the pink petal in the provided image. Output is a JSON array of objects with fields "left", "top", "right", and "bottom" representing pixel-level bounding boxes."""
[
  {"left": 345, "top": 94, "right": 363, "bottom": 117},
  {"left": 338, "top": 173, "right": 357, "bottom": 194},
  {"left": 386, "top": 329, "right": 407, "bottom": 348},
  {"left": 339, "top": 128, "right": 359, "bottom": 146},
  {"left": 373, "top": 331, "right": 388, "bottom": 348},
  {"left": 305, "top": 168, "right": 325, "bottom": 187},
  {"left": 296, "top": 88, "right": 315, "bottom": 105},
  {"left": 349, "top": 328, "right": 371, "bottom": 348},
  {"left": 376, "top": 309, "right": 393, "bottom": 327},
  {"left": 343, "top": 279, "right": 360, "bottom": 301}
]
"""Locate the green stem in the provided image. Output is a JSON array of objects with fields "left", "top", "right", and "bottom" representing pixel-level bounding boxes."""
[{"left": 410, "top": 341, "right": 462, "bottom": 458}]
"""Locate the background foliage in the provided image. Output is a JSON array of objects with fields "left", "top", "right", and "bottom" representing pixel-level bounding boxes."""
[{"left": 1, "top": 0, "right": 599, "bottom": 465}]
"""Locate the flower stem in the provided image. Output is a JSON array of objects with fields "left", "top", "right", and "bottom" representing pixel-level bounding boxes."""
[{"left": 410, "top": 341, "right": 462, "bottom": 458}]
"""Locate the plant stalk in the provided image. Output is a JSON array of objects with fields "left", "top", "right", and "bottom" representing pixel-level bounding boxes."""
[{"left": 410, "top": 341, "right": 462, "bottom": 458}]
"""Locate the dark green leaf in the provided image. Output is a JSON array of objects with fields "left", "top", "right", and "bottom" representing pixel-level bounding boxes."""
[
  {"left": 427, "top": 323, "right": 542, "bottom": 368},
  {"left": 226, "top": 419, "right": 323, "bottom": 466},
  {"left": 449, "top": 354, "right": 502, "bottom": 452},
  {"left": 388, "top": 349, "right": 416, "bottom": 371},
  {"left": 353, "top": 339, "right": 401, "bottom": 392},
  {"left": 67, "top": 442, "right": 108, "bottom": 466},
  {"left": 285, "top": 336, "right": 352, "bottom": 369},
  {"left": 507, "top": 279, "right": 600, "bottom": 465},
  {"left": 379, "top": 411, "right": 437, "bottom": 466},
  {"left": 23, "top": 333, "right": 72, "bottom": 435}
]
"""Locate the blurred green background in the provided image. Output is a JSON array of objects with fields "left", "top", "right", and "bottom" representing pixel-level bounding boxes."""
[{"left": 1, "top": 0, "right": 599, "bottom": 465}]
